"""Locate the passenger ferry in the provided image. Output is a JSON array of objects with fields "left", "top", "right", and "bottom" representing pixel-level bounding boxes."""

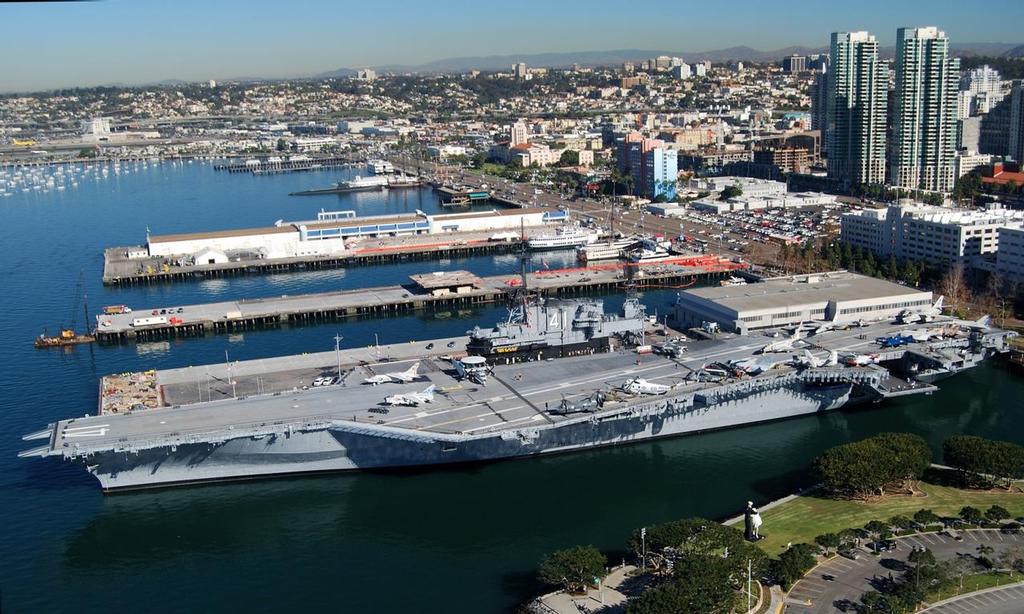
[
  {"left": 576, "top": 238, "right": 640, "bottom": 263},
  {"left": 527, "top": 226, "right": 600, "bottom": 250}
]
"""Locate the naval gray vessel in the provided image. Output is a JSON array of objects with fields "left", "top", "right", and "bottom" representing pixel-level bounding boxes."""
[
  {"left": 19, "top": 300, "right": 1017, "bottom": 491},
  {"left": 466, "top": 296, "right": 646, "bottom": 363}
]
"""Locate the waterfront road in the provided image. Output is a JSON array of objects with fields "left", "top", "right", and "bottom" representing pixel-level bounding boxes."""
[{"left": 784, "top": 530, "right": 1024, "bottom": 614}]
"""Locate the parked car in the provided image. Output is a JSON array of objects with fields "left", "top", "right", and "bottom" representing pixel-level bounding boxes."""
[{"left": 839, "top": 549, "right": 860, "bottom": 561}]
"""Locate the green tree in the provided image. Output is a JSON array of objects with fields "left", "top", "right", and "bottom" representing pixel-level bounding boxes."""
[
  {"left": 884, "top": 255, "right": 898, "bottom": 280},
  {"left": 900, "top": 259, "right": 921, "bottom": 287},
  {"left": 976, "top": 543, "right": 996, "bottom": 568},
  {"left": 719, "top": 184, "right": 742, "bottom": 200},
  {"left": 770, "top": 543, "right": 817, "bottom": 590},
  {"left": 907, "top": 547, "right": 937, "bottom": 590},
  {"left": 864, "top": 520, "right": 889, "bottom": 552},
  {"left": 959, "top": 506, "right": 983, "bottom": 525},
  {"left": 944, "top": 435, "right": 1024, "bottom": 488},
  {"left": 889, "top": 515, "right": 915, "bottom": 534},
  {"left": 814, "top": 433, "right": 930, "bottom": 499},
  {"left": 913, "top": 509, "right": 940, "bottom": 526},
  {"left": 814, "top": 532, "right": 841, "bottom": 554},
  {"left": 985, "top": 505, "right": 1011, "bottom": 522},
  {"left": 537, "top": 545, "right": 607, "bottom": 593},
  {"left": 625, "top": 555, "right": 737, "bottom": 614},
  {"left": 276, "top": 138, "right": 288, "bottom": 152},
  {"left": 558, "top": 149, "right": 579, "bottom": 166}
]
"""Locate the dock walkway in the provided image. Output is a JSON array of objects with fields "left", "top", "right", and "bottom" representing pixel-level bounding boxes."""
[{"left": 95, "top": 257, "right": 742, "bottom": 342}]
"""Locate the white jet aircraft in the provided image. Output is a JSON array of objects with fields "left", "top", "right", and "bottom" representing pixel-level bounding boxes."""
[
  {"left": 760, "top": 329, "right": 803, "bottom": 354},
  {"left": 792, "top": 350, "right": 839, "bottom": 368},
  {"left": 383, "top": 385, "right": 436, "bottom": 407},
  {"left": 730, "top": 356, "right": 787, "bottom": 375},
  {"left": 364, "top": 363, "right": 422, "bottom": 385},
  {"left": 845, "top": 353, "right": 879, "bottom": 366},
  {"left": 897, "top": 296, "right": 944, "bottom": 324}
]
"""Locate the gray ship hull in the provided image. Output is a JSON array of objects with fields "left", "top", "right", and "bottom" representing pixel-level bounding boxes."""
[{"left": 85, "top": 382, "right": 851, "bottom": 490}]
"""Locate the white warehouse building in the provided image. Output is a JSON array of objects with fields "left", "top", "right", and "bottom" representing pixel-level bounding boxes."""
[
  {"left": 146, "top": 208, "right": 566, "bottom": 262},
  {"left": 687, "top": 177, "right": 788, "bottom": 199},
  {"left": 692, "top": 192, "right": 837, "bottom": 214},
  {"left": 672, "top": 271, "right": 933, "bottom": 334}
]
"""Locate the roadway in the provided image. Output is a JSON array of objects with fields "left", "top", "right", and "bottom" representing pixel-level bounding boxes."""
[
  {"left": 422, "top": 164, "right": 753, "bottom": 261},
  {"left": 784, "top": 530, "right": 1024, "bottom": 613}
]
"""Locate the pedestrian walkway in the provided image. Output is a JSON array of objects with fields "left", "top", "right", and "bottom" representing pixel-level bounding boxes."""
[{"left": 539, "top": 565, "right": 636, "bottom": 614}]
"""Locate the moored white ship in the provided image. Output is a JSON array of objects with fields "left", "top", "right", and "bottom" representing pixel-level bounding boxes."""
[{"left": 527, "top": 226, "right": 600, "bottom": 250}]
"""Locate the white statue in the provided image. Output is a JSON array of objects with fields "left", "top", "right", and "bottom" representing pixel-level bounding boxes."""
[{"left": 745, "top": 500, "right": 763, "bottom": 541}]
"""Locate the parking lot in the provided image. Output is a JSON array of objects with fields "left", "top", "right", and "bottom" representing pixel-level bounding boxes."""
[
  {"left": 922, "top": 582, "right": 1024, "bottom": 613},
  {"left": 784, "top": 530, "right": 1024, "bottom": 614}
]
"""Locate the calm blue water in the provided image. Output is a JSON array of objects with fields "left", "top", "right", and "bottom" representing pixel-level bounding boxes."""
[{"left": 1, "top": 161, "right": 1022, "bottom": 613}]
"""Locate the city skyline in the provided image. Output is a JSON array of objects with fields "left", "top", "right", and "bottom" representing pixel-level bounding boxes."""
[{"left": 1, "top": 0, "right": 1022, "bottom": 92}]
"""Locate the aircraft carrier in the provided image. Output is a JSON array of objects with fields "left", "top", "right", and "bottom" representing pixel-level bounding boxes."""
[{"left": 19, "top": 299, "right": 1017, "bottom": 491}]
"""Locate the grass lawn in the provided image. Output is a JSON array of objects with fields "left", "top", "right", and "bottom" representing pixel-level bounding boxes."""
[
  {"left": 925, "top": 571, "right": 1024, "bottom": 603},
  {"left": 752, "top": 481, "right": 1024, "bottom": 555}
]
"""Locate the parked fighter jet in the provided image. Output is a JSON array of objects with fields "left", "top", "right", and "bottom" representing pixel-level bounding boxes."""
[
  {"left": 383, "top": 384, "right": 436, "bottom": 406},
  {"left": 897, "top": 296, "right": 944, "bottom": 324},
  {"left": 364, "top": 363, "right": 423, "bottom": 385}
]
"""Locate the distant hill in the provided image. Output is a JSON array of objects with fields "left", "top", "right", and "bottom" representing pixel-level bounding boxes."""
[
  {"left": 316, "top": 43, "right": 1022, "bottom": 77},
  {"left": 1003, "top": 44, "right": 1024, "bottom": 58}
]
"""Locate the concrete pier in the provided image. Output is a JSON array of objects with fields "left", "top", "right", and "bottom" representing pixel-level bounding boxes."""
[
  {"left": 212, "top": 155, "right": 360, "bottom": 174},
  {"left": 102, "top": 234, "right": 523, "bottom": 285},
  {"left": 94, "top": 256, "right": 744, "bottom": 342}
]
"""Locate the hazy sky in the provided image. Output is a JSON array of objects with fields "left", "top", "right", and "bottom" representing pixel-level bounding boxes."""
[{"left": 2, "top": 0, "right": 1020, "bottom": 92}]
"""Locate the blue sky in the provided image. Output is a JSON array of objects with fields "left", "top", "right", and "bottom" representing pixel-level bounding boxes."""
[{"left": 1, "top": 0, "right": 1020, "bottom": 92}]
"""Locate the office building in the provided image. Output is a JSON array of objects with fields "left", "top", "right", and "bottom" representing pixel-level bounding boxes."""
[
  {"left": 810, "top": 66, "right": 829, "bottom": 156},
  {"left": 782, "top": 55, "right": 806, "bottom": 73},
  {"left": 1011, "top": 80, "right": 1024, "bottom": 161},
  {"left": 995, "top": 227, "right": 1024, "bottom": 284},
  {"left": 888, "top": 27, "right": 960, "bottom": 193},
  {"left": 826, "top": 31, "right": 888, "bottom": 187},
  {"left": 643, "top": 148, "right": 678, "bottom": 200},
  {"left": 961, "top": 65, "right": 1003, "bottom": 97},
  {"left": 513, "top": 63, "right": 528, "bottom": 80},
  {"left": 672, "top": 64, "right": 692, "bottom": 79},
  {"left": 510, "top": 120, "right": 529, "bottom": 147},
  {"left": 955, "top": 151, "right": 991, "bottom": 179},
  {"left": 687, "top": 176, "right": 788, "bottom": 199},
  {"left": 841, "top": 202, "right": 1024, "bottom": 268}
]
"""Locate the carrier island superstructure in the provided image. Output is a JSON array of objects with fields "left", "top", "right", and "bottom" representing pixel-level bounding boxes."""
[{"left": 20, "top": 272, "right": 1017, "bottom": 491}]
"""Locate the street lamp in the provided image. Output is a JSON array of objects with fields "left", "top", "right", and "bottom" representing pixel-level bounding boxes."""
[
  {"left": 334, "top": 333, "right": 344, "bottom": 377},
  {"left": 640, "top": 527, "right": 647, "bottom": 572}
]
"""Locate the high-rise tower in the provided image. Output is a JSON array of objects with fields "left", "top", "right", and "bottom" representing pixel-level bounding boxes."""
[
  {"left": 827, "top": 31, "right": 889, "bottom": 187},
  {"left": 889, "top": 27, "right": 960, "bottom": 192}
]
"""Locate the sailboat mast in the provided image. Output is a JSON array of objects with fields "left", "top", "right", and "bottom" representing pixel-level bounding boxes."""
[{"left": 83, "top": 292, "right": 91, "bottom": 335}]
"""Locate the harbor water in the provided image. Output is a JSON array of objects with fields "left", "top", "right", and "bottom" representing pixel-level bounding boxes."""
[{"left": 1, "top": 161, "right": 1022, "bottom": 612}]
